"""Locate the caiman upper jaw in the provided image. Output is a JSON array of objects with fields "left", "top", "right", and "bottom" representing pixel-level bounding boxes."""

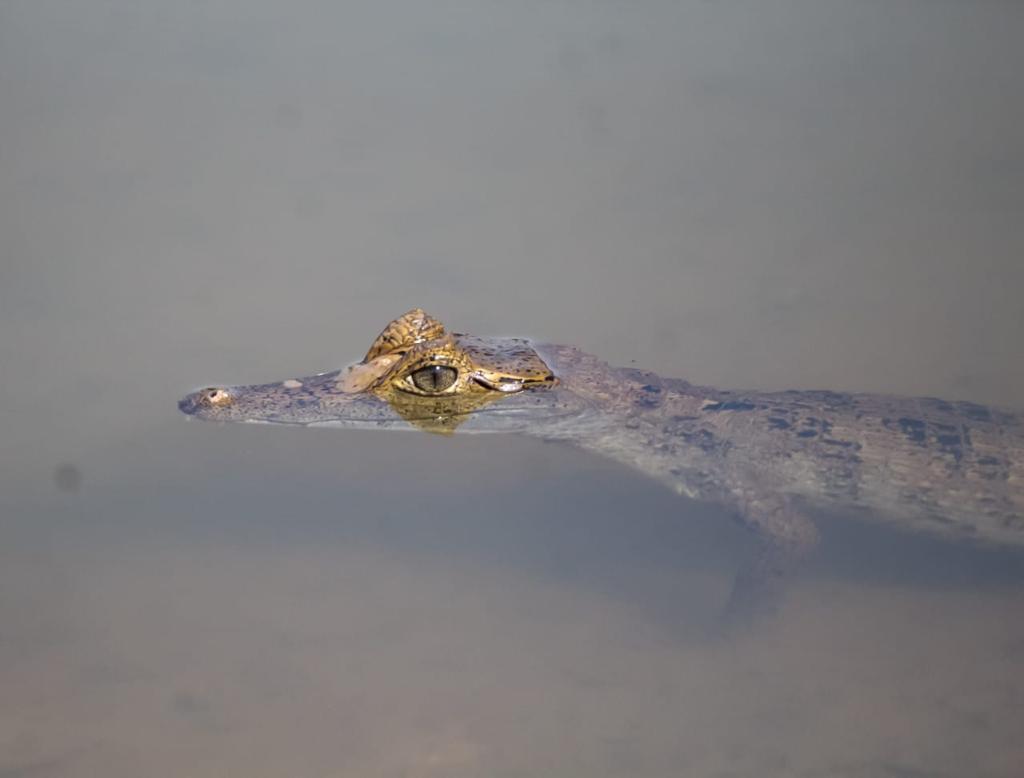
[
  {"left": 178, "top": 371, "right": 587, "bottom": 433},
  {"left": 178, "top": 311, "right": 582, "bottom": 433},
  {"left": 177, "top": 373, "right": 391, "bottom": 425},
  {"left": 178, "top": 386, "right": 235, "bottom": 416}
]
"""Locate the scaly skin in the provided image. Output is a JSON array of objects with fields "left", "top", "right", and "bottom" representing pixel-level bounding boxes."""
[{"left": 179, "top": 310, "right": 1024, "bottom": 614}]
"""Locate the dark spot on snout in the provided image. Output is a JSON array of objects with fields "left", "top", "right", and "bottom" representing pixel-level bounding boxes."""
[{"left": 178, "top": 393, "right": 202, "bottom": 415}]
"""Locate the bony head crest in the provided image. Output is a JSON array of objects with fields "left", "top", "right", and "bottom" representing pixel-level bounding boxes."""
[
  {"left": 335, "top": 309, "right": 449, "bottom": 394},
  {"left": 340, "top": 309, "right": 560, "bottom": 433},
  {"left": 363, "top": 308, "right": 447, "bottom": 361}
]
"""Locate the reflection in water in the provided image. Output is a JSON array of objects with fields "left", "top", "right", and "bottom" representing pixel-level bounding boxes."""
[{"left": 387, "top": 390, "right": 505, "bottom": 434}]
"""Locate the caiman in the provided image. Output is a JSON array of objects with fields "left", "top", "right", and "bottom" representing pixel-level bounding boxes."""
[{"left": 179, "top": 309, "right": 1024, "bottom": 614}]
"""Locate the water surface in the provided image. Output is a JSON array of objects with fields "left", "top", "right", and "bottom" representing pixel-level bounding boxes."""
[{"left": 2, "top": 2, "right": 1023, "bottom": 776}]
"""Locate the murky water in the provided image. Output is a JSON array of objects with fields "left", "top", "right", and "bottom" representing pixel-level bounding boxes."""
[{"left": 2, "top": 2, "right": 1023, "bottom": 776}]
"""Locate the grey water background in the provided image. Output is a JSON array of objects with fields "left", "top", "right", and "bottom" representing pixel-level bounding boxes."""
[{"left": 2, "top": 2, "right": 1024, "bottom": 776}]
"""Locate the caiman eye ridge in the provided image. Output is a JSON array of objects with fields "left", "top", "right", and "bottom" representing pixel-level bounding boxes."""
[{"left": 409, "top": 364, "right": 458, "bottom": 393}]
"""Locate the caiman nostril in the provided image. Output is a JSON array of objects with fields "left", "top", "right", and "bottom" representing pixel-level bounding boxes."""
[
  {"left": 200, "top": 387, "right": 233, "bottom": 406},
  {"left": 178, "top": 387, "right": 233, "bottom": 416}
]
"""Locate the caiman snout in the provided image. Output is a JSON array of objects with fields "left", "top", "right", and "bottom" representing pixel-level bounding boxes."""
[{"left": 179, "top": 386, "right": 234, "bottom": 416}]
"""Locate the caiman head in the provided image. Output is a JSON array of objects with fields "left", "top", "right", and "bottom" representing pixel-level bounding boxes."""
[{"left": 178, "top": 309, "right": 589, "bottom": 434}]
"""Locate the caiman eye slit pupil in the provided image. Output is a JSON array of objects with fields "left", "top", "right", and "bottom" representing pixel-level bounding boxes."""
[{"left": 410, "top": 365, "right": 458, "bottom": 393}]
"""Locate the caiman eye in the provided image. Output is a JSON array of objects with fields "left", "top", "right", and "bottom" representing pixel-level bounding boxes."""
[{"left": 409, "top": 365, "right": 458, "bottom": 393}]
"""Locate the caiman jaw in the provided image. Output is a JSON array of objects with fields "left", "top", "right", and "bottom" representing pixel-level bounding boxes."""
[{"left": 178, "top": 309, "right": 563, "bottom": 433}]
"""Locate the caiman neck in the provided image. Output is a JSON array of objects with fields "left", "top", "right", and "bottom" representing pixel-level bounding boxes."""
[
  {"left": 533, "top": 343, "right": 736, "bottom": 507},
  {"left": 534, "top": 343, "right": 715, "bottom": 435}
]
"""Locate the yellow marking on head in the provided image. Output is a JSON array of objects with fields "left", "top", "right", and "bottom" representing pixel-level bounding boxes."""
[
  {"left": 363, "top": 308, "right": 446, "bottom": 361},
  {"left": 379, "top": 335, "right": 481, "bottom": 397},
  {"left": 455, "top": 334, "right": 555, "bottom": 389},
  {"left": 339, "top": 310, "right": 560, "bottom": 432}
]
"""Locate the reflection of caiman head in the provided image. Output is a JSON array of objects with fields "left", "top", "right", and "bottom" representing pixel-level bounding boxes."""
[{"left": 179, "top": 309, "right": 583, "bottom": 434}]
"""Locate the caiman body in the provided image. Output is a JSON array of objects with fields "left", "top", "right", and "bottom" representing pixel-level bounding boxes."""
[
  {"left": 179, "top": 310, "right": 1024, "bottom": 609},
  {"left": 542, "top": 344, "right": 1024, "bottom": 549}
]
